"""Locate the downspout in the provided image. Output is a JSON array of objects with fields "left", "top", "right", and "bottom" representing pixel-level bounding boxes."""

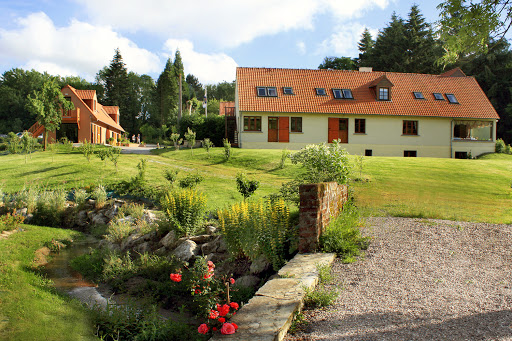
[{"left": 450, "top": 120, "right": 453, "bottom": 158}]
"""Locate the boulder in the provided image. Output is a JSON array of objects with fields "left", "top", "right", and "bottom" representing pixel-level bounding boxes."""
[
  {"left": 143, "top": 210, "right": 158, "bottom": 223},
  {"left": 75, "top": 210, "right": 88, "bottom": 226},
  {"left": 233, "top": 275, "right": 260, "bottom": 288},
  {"left": 91, "top": 213, "right": 109, "bottom": 226},
  {"left": 173, "top": 240, "right": 199, "bottom": 262},
  {"left": 104, "top": 205, "right": 119, "bottom": 220},
  {"left": 201, "top": 235, "right": 222, "bottom": 254},
  {"left": 18, "top": 208, "right": 28, "bottom": 216},
  {"left": 250, "top": 256, "right": 271, "bottom": 275},
  {"left": 134, "top": 242, "right": 151, "bottom": 254},
  {"left": 188, "top": 234, "right": 214, "bottom": 244},
  {"left": 160, "top": 231, "right": 177, "bottom": 248},
  {"left": 121, "top": 233, "right": 143, "bottom": 250},
  {"left": 217, "top": 237, "right": 228, "bottom": 253},
  {"left": 205, "top": 225, "right": 217, "bottom": 235}
]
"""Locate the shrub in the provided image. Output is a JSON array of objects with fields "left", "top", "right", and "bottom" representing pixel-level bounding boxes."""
[
  {"left": 117, "top": 202, "right": 145, "bottom": 221},
  {"left": 7, "top": 132, "right": 21, "bottom": 154},
  {"left": 184, "top": 127, "right": 196, "bottom": 154},
  {"left": 0, "top": 210, "right": 25, "bottom": 232},
  {"left": 164, "top": 169, "right": 179, "bottom": 186},
  {"left": 223, "top": 138, "right": 231, "bottom": 161},
  {"left": 105, "top": 220, "right": 134, "bottom": 244},
  {"left": 496, "top": 138, "right": 506, "bottom": 153},
  {"left": 92, "top": 185, "right": 107, "bottom": 209},
  {"left": 11, "top": 187, "right": 39, "bottom": 213},
  {"left": 160, "top": 188, "right": 207, "bottom": 237},
  {"left": 319, "top": 201, "right": 369, "bottom": 262},
  {"left": 217, "top": 199, "right": 293, "bottom": 270},
  {"left": 95, "top": 147, "right": 111, "bottom": 165},
  {"left": 109, "top": 147, "right": 121, "bottom": 170},
  {"left": 179, "top": 173, "right": 204, "bottom": 188},
  {"left": 170, "top": 133, "right": 182, "bottom": 151},
  {"left": 279, "top": 149, "right": 290, "bottom": 169},
  {"left": 73, "top": 188, "right": 88, "bottom": 208},
  {"left": 235, "top": 172, "right": 259, "bottom": 200},
  {"left": 79, "top": 139, "right": 95, "bottom": 162},
  {"left": 353, "top": 154, "right": 365, "bottom": 180},
  {"left": 32, "top": 189, "right": 67, "bottom": 227},
  {"left": 203, "top": 138, "right": 213, "bottom": 157}
]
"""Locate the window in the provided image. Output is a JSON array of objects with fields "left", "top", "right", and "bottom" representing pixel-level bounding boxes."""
[
  {"left": 355, "top": 119, "right": 366, "bottom": 134},
  {"left": 257, "top": 87, "right": 277, "bottom": 97},
  {"left": 333, "top": 89, "right": 354, "bottom": 99},
  {"left": 342, "top": 89, "right": 354, "bottom": 99},
  {"left": 455, "top": 151, "right": 468, "bottom": 159},
  {"left": 244, "top": 116, "right": 261, "bottom": 131},
  {"left": 316, "top": 88, "right": 327, "bottom": 96},
  {"left": 453, "top": 120, "right": 492, "bottom": 141},
  {"left": 379, "top": 87, "right": 389, "bottom": 100},
  {"left": 291, "top": 117, "right": 302, "bottom": 132},
  {"left": 403, "top": 120, "right": 418, "bottom": 135},
  {"left": 283, "top": 87, "right": 294, "bottom": 95},
  {"left": 365, "top": 149, "right": 372, "bottom": 156},
  {"left": 404, "top": 150, "right": 417, "bottom": 157},
  {"left": 446, "top": 93, "right": 458, "bottom": 103},
  {"left": 433, "top": 93, "right": 444, "bottom": 100},
  {"left": 413, "top": 92, "right": 425, "bottom": 99}
]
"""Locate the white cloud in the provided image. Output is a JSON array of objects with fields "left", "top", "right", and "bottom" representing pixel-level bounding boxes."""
[
  {"left": 317, "top": 22, "right": 370, "bottom": 57},
  {"left": 0, "top": 12, "right": 160, "bottom": 80},
  {"left": 297, "top": 41, "right": 306, "bottom": 55},
  {"left": 75, "top": 0, "right": 390, "bottom": 48},
  {"left": 163, "top": 39, "right": 238, "bottom": 84}
]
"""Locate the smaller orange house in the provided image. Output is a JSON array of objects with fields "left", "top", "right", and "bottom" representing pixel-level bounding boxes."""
[{"left": 29, "top": 85, "right": 125, "bottom": 144}]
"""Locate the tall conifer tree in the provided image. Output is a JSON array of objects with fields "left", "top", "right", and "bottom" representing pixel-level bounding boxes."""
[
  {"left": 155, "top": 58, "right": 178, "bottom": 126},
  {"left": 358, "top": 28, "right": 375, "bottom": 67}
]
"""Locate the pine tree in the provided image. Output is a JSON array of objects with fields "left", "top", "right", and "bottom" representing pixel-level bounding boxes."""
[
  {"left": 103, "top": 49, "right": 129, "bottom": 107},
  {"left": 371, "top": 13, "right": 408, "bottom": 72},
  {"left": 186, "top": 74, "right": 203, "bottom": 99},
  {"left": 173, "top": 50, "right": 190, "bottom": 107},
  {"left": 155, "top": 58, "right": 178, "bottom": 126},
  {"left": 358, "top": 28, "right": 375, "bottom": 67}
]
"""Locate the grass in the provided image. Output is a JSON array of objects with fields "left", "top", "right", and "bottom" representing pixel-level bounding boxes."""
[
  {"left": 1, "top": 145, "right": 512, "bottom": 223},
  {"left": 0, "top": 224, "right": 97, "bottom": 341}
]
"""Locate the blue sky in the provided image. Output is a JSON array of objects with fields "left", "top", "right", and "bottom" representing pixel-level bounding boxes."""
[{"left": 0, "top": 0, "right": 443, "bottom": 85}]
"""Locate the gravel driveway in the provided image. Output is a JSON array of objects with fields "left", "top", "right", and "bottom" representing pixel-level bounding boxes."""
[{"left": 286, "top": 217, "right": 512, "bottom": 340}]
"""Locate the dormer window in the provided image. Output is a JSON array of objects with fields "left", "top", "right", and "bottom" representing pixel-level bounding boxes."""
[
  {"left": 333, "top": 89, "right": 354, "bottom": 99},
  {"left": 316, "top": 88, "right": 327, "bottom": 96},
  {"left": 379, "top": 87, "right": 389, "bottom": 100},
  {"left": 283, "top": 87, "right": 294, "bottom": 95},
  {"left": 446, "top": 93, "right": 459, "bottom": 103},
  {"left": 413, "top": 92, "right": 424, "bottom": 99},
  {"left": 257, "top": 87, "right": 278, "bottom": 97},
  {"left": 433, "top": 93, "right": 444, "bottom": 100}
]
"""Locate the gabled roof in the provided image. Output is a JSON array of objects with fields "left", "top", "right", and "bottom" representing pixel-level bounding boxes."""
[
  {"left": 75, "top": 89, "right": 96, "bottom": 100},
  {"left": 63, "top": 85, "right": 125, "bottom": 132},
  {"left": 103, "top": 106, "right": 119, "bottom": 115},
  {"left": 236, "top": 67, "right": 499, "bottom": 120}
]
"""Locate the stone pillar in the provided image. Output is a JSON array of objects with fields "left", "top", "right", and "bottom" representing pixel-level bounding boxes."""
[{"left": 298, "top": 182, "right": 348, "bottom": 253}]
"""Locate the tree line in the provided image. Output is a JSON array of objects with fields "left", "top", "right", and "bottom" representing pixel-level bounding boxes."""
[
  {"left": 319, "top": 4, "right": 512, "bottom": 143},
  {"left": 0, "top": 48, "right": 235, "bottom": 141}
]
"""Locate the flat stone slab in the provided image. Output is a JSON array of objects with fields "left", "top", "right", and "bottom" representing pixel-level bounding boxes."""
[{"left": 210, "top": 253, "right": 336, "bottom": 341}]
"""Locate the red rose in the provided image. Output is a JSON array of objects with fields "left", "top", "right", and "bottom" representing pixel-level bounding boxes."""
[
  {"left": 169, "top": 273, "right": 182, "bottom": 282},
  {"left": 212, "top": 327, "right": 217, "bottom": 331},
  {"left": 198, "top": 323, "right": 209, "bottom": 334},
  {"left": 209, "top": 310, "right": 219, "bottom": 319},
  {"left": 207, "top": 261, "right": 214, "bottom": 268},
  {"left": 218, "top": 304, "right": 230, "bottom": 316},
  {"left": 220, "top": 323, "right": 236, "bottom": 335},
  {"left": 204, "top": 273, "right": 213, "bottom": 279},
  {"left": 229, "top": 302, "right": 239, "bottom": 310},
  {"left": 218, "top": 317, "right": 225, "bottom": 323},
  {"left": 195, "top": 289, "right": 201, "bottom": 294},
  {"left": 229, "top": 277, "right": 235, "bottom": 284},
  {"left": 232, "top": 322, "right": 238, "bottom": 330}
]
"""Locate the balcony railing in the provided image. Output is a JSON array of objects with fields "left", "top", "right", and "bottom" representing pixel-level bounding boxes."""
[{"left": 224, "top": 107, "right": 235, "bottom": 117}]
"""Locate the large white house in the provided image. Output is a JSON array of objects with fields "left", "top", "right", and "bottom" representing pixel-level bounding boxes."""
[{"left": 235, "top": 67, "right": 499, "bottom": 158}]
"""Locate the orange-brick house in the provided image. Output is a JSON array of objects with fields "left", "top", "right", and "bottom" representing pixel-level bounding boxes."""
[
  {"left": 29, "top": 85, "right": 125, "bottom": 144},
  {"left": 236, "top": 67, "right": 500, "bottom": 158}
]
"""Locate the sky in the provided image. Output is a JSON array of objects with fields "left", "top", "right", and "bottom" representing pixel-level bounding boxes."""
[{"left": 0, "top": 0, "right": 444, "bottom": 85}]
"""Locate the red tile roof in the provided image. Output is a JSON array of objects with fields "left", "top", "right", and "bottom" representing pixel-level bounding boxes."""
[
  {"left": 103, "top": 106, "right": 119, "bottom": 115},
  {"left": 75, "top": 89, "right": 96, "bottom": 100},
  {"left": 237, "top": 67, "right": 499, "bottom": 120}
]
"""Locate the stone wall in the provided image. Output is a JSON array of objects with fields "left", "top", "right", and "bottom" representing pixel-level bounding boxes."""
[{"left": 298, "top": 182, "right": 348, "bottom": 253}]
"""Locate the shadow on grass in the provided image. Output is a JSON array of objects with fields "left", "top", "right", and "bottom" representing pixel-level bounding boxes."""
[{"left": 18, "top": 165, "right": 66, "bottom": 177}]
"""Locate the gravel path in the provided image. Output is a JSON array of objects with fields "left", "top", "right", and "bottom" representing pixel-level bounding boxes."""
[{"left": 286, "top": 217, "right": 512, "bottom": 341}]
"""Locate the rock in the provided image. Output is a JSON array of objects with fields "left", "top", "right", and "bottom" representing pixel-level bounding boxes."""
[
  {"left": 217, "top": 237, "right": 228, "bottom": 253},
  {"left": 76, "top": 210, "right": 88, "bottom": 226},
  {"left": 160, "top": 231, "right": 177, "bottom": 248},
  {"left": 18, "top": 208, "right": 28, "bottom": 216},
  {"left": 143, "top": 210, "right": 158, "bottom": 223},
  {"left": 134, "top": 242, "right": 151, "bottom": 254},
  {"left": 25, "top": 214, "right": 33, "bottom": 223},
  {"left": 91, "top": 213, "right": 109, "bottom": 226},
  {"left": 234, "top": 275, "right": 261, "bottom": 288},
  {"left": 154, "top": 247, "right": 167, "bottom": 256},
  {"left": 201, "top": 235, "right": 222, "bottom": 254},
  {"left": 250, "top": 256, "right": 271, "bottom": 275},
  {"left": 189, "top": 234, "right": 214, "bottom": 244},
  {"left": 121, "top": 233, "right": 143, "bottom": 250},
  {"left": 142, "top": 231, "right": 158, "bottom": 242},
  {"left": 205, "top": 252, "right": 229, "bottom": 264},
  {"left": 173, "top": 240, "right": 199, "bottom": 262},
  {"left": 116, "top": 216, "right": 135, "bottom": 224},
  {"left": 205, "top": 225, "right": 217, "bottom": 235},
  {"left": 104, "top": 205, "right": 119, "bottom": 219}
]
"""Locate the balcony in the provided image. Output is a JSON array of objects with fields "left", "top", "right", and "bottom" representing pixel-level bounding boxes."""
[
  {"left": 224, "top": 107, "right": 235, "bottom": 117},
  {"left": 62, "top": 107, "right": 80, "bottom": 126}
]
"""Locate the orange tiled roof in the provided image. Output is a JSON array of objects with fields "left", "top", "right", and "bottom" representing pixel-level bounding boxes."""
[
  {"left": 219, "top": 101, "right": 235, "bottom": 115},
  {"left": 236, "top": 67, "right": 499, "bottom": 120},
  {"left": 103, "top": 106, "right": 119, "bottom": 115},
  {"left": 75, "top": 89, "right": 96, "bottom": 100}
]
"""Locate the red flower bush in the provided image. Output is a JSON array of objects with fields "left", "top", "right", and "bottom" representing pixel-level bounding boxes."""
[
  {"left": 217, "top": 304, "right": 230, "bottom": 317},
  {"left": 198, "top": 323, "right": 209, "bottom": 334},
  {"left": 218, "top": 317, "right": 225, "bottom": 323}
]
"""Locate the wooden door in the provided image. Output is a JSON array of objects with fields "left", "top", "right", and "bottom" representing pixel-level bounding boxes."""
[
  {"left": 328, "top": 117, "right": 339, "bottom": 142},
  {"left": 338, "top": 118, "right": 348, "bottom": 143},
  {"left": 268, "top": 117, "right": 278, "bottom": 142},
  {"left": 278, "top": 117, "right": 289, "bottom": 143}
]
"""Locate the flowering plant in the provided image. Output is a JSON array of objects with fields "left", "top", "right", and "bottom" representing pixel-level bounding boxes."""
[{"left": 170, "top": 256, "right": 239, "bottom": 336}]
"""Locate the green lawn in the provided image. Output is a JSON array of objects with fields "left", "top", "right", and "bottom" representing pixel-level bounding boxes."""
[
  {"left": 1, "top": 146, "right": 511, "bottom": 223},
  {"left": 0, "top": 225, "right": 97, "bottom": 341}
]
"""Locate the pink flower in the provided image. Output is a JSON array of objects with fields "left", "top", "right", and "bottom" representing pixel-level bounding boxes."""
[
  {"left": 209, "top": 310, "right": 219, "bottom": 319},
  {"left": 218, "top": 317, "right": 226, "bottom": 323},
  {"left": 220, "top": 323, "right": 236, "bottom": 335},
  {"left": 229, "top": 277, "right": 235, "bottom": 284},
  {"left": 198, "top": 323, "right": 209, "bottom": 334},
  {"left": 229, "top": 302, "right": 239, "bottom": 310},
  {"left": 169, "top": 273, "right": 182, "bottom": 282},
  {"left": 207, "top": 261, "right": 214, "bottom": 268},
  {"left": 218, "top": 304, "right": 230, "bottom": 316}
]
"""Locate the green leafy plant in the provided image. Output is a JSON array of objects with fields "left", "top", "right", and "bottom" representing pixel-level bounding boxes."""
[
  {"left": 316, "top": 263, "right": 333, "bottom": 283},
  {"left": 164, "top": 169, "right": 179, "bottom": 186},
  {"left": 32, "top": 188, "right": 67, "bottom": 227},
  {"left": 223, "top": 138, "right": 231, "bottom": 161},
  {"left": 79, "top": 139, "right": 95, "bottom": 162},
  {"left": 303, "top": 284, "right": 339, "bottom": 308},
  {"left": 95, "top": 147, "right": 111, "bottom": 166},
  {"left": 203, "top": 138, "right": 214, "bottom": 157},
  {"left": 279, "top": 149, "right": 290, "bottom": 169},
  {"left": 73, "top": 188, "right": 88, "bottom": 209},
  {"left": 179, "top": 173, "right": 204, "bottom": 188},
  {"left": 0, "top": 210, "right": 25, "bottom": 232},
  {"left": 7, "top": 132, "right": 21, "bottom": 154},
  {"left": 105, "top": 220, "right": 134, "bottom": 243},
  {"left": 47, "top": 142, "right": 57, "bottom": 162},
  {"left": 21, "top": 132, "right": 38, "bottom": 163},
  {"left": 217, "top": 199, "right": 293, "bottom": 270},
  {"left": 91, "top": 185, "right": 107, "bottom": 209},
  {"left": 184, "top": 127, "right": 196, "bottom": 155},
  {"left": 117, "top": 202, "right": 145, "bottom": 221},
  {"left": 170, "top": 132, "right": 183, "bottom": 151},
  {"left": 160, "top": 188, "right": 207, "bottom": 236},
  {"left": 235, "top": 172, "right": 260, "bottom": 200},
  {"left": 109, "top": 147, "right": 121, "bottom": 171}
]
